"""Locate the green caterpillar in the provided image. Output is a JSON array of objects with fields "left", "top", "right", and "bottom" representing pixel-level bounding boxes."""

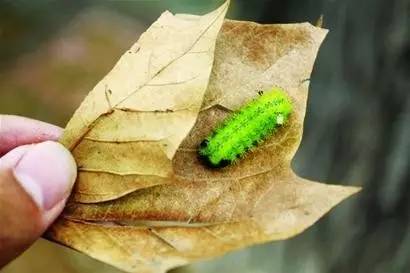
[{"left": 199, "top": 88, "right": 293, "bottom": 168}]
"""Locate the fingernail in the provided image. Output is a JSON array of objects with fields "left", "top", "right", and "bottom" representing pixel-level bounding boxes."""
[{"left": 13, "top": 141, "right": 77, "bottom": 210}]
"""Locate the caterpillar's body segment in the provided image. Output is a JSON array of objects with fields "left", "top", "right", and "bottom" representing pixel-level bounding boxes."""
[{"left": 199, "top": 88, "right": 293, "bottom": 168}]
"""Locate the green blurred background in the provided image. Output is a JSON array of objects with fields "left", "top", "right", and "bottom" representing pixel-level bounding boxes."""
[{"left": 1, "top": 0, "right": 409, "bottom": 273}]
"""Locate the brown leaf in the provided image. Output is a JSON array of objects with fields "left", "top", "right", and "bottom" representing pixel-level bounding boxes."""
[
  {"left": 61, "top": 2, "right": 229, "bottom": 202},
  {"left": 48, "top": 3, "right": 360, "bottom": 273}
]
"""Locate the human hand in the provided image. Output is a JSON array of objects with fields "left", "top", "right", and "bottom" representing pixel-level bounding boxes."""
[{"left": 0, "top": 115, "right": 76, "bottom": 268}]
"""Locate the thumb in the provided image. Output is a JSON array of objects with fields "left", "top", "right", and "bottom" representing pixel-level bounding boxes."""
[{"left": 0, "top": 141, "right": 76, "bottom": 267}]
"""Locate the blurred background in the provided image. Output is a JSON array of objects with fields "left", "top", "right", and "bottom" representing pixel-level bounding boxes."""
[{"left": 1, "top": 0, "right": 409, "bottom": 273}]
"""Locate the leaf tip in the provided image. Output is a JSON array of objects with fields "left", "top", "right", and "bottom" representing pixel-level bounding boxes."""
[{"left": 315, "top": 14, "right": 324, "bottom": 28}]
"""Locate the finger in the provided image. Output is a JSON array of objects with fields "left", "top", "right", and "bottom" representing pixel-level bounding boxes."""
[
  {"left": 0, "top": 141, "right": 76, "bottom": 268},
  {"left": 0, "top": 115, "right": 62, "bottom": 156}
]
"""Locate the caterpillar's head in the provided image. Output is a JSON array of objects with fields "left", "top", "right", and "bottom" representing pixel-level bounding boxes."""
[{"left": 198, "top": 139, "right": 231, "bottom": 168}]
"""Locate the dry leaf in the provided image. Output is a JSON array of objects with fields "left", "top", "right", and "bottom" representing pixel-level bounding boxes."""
[
  {"left": 61, "top": 2, "right": 229, "bottom": 203},
  {"left": 47, "top": 2, "right": 360, "bottom": 273}
]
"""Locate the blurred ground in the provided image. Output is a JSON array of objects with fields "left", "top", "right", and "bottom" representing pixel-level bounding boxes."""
[{"left": 1, "top": 0, "right": 409, "bottom": 273}]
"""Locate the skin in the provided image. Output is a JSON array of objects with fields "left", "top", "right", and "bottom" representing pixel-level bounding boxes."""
[{"left": 0, "top": 115, "right": 77, "bottom": 269}]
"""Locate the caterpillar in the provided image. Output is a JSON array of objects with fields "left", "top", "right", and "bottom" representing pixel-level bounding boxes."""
[{"left": 198, "top": 88, "right": 293, "bottom": 168}]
